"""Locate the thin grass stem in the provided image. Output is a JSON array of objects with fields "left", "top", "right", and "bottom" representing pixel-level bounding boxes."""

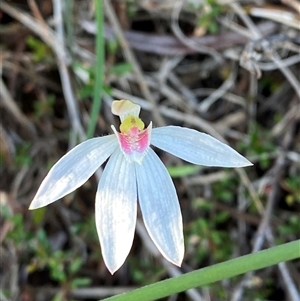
[
  {"left": 103, "top": 240, "right": 300, "bottom": 301},
  {"left": 87, "top": 0, "right": 104, "bottom": 138}
]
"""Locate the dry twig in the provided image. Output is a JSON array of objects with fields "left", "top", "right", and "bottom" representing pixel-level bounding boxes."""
[{"left": 103, "top": 0, "right": 166, "bottom": 127}]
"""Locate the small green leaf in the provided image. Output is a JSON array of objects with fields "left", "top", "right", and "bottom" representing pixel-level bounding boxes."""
[
  {"left": 78, "top": 84, "right": 94, "bottom": 99},
  {"left": 32, "top": 207, "right": 47, "bottom": 225},
  {"left": 71, "top": 277, "right": 92, "bottom": 288},
  {"left": 167, "top": 165, "right": 201, "bottom": 178},
  {"left": 109, "top": 63, "right": 133, "bottom": 76},
  {"left": 69, "top": 257, "right": 83, "bottom": 274},
  {"left": 51, "top": 291, "right": 64, "bottom": 301}
]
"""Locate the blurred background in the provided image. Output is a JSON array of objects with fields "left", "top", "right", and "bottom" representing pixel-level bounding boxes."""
[{"left": 0, "top": 0, "right": 299, "bottom": 300}]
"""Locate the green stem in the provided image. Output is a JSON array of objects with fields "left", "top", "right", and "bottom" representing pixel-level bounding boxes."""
[
  {"left": 65, "top": 0, "right": 74, "bottom": 59},
  {"left": 87, "top": 0, "right": 104, "bottom": 138},
  {"left": 103, "top": 240, "right": 300, "bottom": 301}
]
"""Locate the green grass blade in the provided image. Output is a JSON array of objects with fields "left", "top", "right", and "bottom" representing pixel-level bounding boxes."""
[
  {"left": 103, "top": 240, "right": 300, "bottom": 301},
  {"left": 87, "top": 0, "right": 104, "bottom": 138}
]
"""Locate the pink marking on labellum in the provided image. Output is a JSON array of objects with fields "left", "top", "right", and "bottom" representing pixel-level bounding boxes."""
[{"left": 118, "top": 126, "right": 150, "bottom": 155}]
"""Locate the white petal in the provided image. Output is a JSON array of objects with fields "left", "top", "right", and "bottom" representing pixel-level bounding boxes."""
[
  {"left": 29, "top": 135, "right": 118, "bottom": 210},
  {"left": 95, "top": 149, "right": 137, "bottom": 274},
  {"left": 152, "top": 126, "right": 252, "bottom": 167},
  {"left": 136, "top": 148, "right": 184, "bottom": 266}
]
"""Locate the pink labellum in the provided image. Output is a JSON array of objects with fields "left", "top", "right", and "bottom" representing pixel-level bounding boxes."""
[{"left": 112, "top": 122, "right": 152, "bottom": 164}]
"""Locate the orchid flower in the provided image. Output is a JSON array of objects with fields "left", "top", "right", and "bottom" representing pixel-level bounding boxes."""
[{"left": 29, "top": 99, "right": 252, "bottom": 274}]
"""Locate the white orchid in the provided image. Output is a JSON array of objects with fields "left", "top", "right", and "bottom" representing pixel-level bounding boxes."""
[{"left": 29, "top": 99, "right": 252, "bottom": 274}]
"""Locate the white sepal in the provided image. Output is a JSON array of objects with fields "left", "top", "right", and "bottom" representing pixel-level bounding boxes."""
[
  {"left": 152, "top": 126, "right": 252, "bottom": 167},
  {"left": 95, "top": 149, "right": 137, "bottom": 274},
  {"left": 136, "top": 148, "right": 184, "bottom": 266},
  {"left": 29, "top": 135, "right": 118, "bottom": 210}
]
